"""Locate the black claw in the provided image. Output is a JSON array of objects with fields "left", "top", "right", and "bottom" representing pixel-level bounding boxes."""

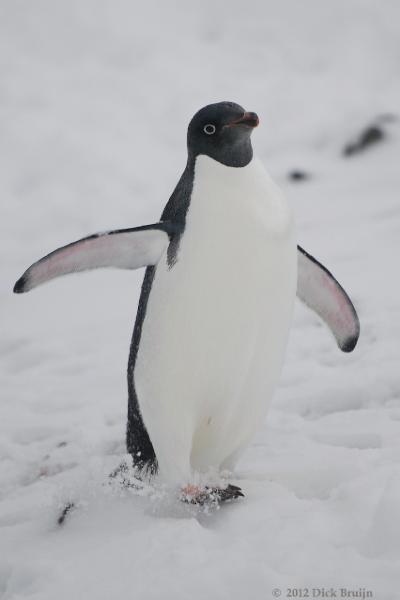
[{"left": 217, "top": 484, "right": 244, "bottom": 502}]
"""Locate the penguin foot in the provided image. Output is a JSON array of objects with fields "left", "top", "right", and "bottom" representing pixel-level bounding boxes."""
[{"left": 180, "top": 484, "right": 244, "bottom": 505}]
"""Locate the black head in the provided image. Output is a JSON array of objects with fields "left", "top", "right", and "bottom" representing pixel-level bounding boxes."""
[{"left": 187, "top": 101, "right": 259, "bottom": 167}]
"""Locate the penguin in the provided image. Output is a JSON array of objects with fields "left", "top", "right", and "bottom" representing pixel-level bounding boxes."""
[{"left": 14, "top": 101, "right": 360, "bottom": 504}]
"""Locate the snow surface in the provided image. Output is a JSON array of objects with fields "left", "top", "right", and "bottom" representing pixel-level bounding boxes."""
[{"left": 1, "top": 1, "right": 400, "bottom": 598}]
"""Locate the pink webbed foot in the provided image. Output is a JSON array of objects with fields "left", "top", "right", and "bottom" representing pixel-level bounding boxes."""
[{"left": 180, "top": 483, "right": 244, "bottom": 505}]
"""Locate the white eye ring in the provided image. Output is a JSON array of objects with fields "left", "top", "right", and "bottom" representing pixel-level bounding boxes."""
[{"left": 203, "top": 124, "right": 216, "bottom": 135}]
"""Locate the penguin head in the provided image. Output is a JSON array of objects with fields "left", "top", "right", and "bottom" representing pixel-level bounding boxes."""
[{"left": 187, "top": 101, "right": 258, "bottom": 167}]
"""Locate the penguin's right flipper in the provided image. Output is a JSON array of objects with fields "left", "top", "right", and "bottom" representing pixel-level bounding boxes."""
[{"left": 13, "top": 221, "right": 181, "bottom": 293}]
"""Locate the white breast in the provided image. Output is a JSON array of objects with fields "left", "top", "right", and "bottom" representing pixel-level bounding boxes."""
[{"left": 134, "top": 155, "right": 297, "bottom": 484}]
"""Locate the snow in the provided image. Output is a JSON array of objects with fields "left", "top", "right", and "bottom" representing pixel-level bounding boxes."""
[{"left": 1, "top": 1, "right": 400, "bottom": 598}]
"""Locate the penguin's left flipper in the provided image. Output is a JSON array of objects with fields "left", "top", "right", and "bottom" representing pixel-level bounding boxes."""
[
  {"left": 297, "top": 246, "right": 360, "bottom": 352},
  {"left": 13, "top": 221, "right": 182, "bottom": 293}
]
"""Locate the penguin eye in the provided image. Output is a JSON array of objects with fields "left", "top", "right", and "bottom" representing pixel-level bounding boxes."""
[{"left": 203, "top": 124, "right": 216, "bottom": 135}]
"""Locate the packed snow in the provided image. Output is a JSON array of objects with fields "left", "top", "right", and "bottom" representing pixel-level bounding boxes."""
[{"left": 1, "top": 1, "right": 400, "bottom": 598}]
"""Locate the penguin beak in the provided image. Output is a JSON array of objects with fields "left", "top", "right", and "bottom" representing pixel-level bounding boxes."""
[{"left": 226, "top": 112, "right": 259, "bottom": 128}]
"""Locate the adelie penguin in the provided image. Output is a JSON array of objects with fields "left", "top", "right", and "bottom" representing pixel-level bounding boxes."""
[{"left": 14, "top": 101, "right": 360, "bottom": 505}]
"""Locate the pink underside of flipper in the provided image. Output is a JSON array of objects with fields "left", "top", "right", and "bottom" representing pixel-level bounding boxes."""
[
  {"left": 15, "top": 227, "right": 169, "bottom": 292},
  {"left": 297, "top": 247, "right": 359, "bottom": 351}
]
